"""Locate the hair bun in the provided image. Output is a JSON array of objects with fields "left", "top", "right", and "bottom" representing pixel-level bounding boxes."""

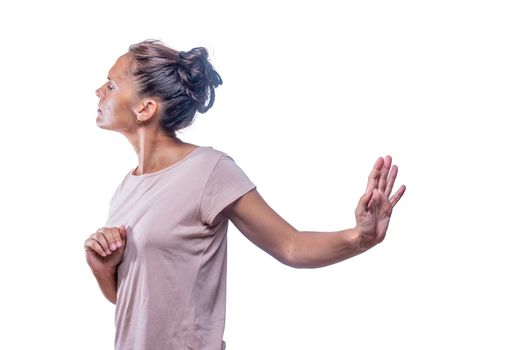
[
  {"left": 176, "top": 48, "right": 222, "bottom": 113},
  {"left": 177, "top": 47, "right": 208, "bottom": 66}
]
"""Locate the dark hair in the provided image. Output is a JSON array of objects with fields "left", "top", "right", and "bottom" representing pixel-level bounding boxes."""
[{"left": 128, "top": 39, "right": 223, "bottom": 138}]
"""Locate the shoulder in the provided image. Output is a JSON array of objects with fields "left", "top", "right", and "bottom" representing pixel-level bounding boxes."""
[{"left": 194, "top": 145, "right": 234, "bottom": 163}]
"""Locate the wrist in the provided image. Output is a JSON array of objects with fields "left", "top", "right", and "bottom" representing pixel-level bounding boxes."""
[
  {"left": 345, "top": 226, "right": 367, "bottom": 254},
  {"left": 92, "top": 267, "right": 117, "bottom": 277},
  {"left": 354, "top": 225, "right": 379, "bottom": 251}
]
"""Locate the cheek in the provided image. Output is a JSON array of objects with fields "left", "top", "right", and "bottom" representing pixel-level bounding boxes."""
[
  {"left": 113, "top": 100, "right": 130, "bottom": 116},
  {"left": 111, "top": 97, "right": 136, "bottom": 122},
  {"left": 105, "top": 98, "right": 122, "bottom": 113}
]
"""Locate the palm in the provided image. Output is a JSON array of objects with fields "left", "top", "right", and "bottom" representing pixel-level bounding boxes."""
[
  {"left": 356, "top": 190, "right": 392, "bottom": 240},
  {"left": 355, "top": 155, "right": 406, "bottom": 250}
]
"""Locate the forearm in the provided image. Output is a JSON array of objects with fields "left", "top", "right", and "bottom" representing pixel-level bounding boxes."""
[
  {"left": 286, "top": 227, "right": 366, "bottom": 269},
  {"left": 92, "top": 269, "right": 118, "bottom": 304}
]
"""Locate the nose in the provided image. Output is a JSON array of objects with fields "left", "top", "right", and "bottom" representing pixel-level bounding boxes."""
[{"left": 95, "top": 85, "right": 104, "bottom": 100}]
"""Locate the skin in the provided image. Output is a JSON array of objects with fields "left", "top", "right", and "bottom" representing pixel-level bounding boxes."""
[{"left": 84, "top": 52, "right": 406, "bottom": 303}]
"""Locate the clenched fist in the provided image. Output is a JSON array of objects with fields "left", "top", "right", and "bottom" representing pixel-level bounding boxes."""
[{"left": 84, "top": 225, "right": 127, "bottom": 275}]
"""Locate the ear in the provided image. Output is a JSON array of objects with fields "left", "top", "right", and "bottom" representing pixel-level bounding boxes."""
[{"left": 134, "top": 98, "right": 160, "bottom": 123}]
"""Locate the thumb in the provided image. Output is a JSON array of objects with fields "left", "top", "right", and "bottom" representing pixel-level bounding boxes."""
[
  {"left": 357, "top": 188, "right": 373, "bottom": 212},
  {"left": 118, "top": 225, "right": 128, "bottom": 241}
]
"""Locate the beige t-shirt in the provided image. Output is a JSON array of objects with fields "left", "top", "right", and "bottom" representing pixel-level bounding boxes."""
[{"left": 104, "top": 146, "right": 256, "bottom": 350}]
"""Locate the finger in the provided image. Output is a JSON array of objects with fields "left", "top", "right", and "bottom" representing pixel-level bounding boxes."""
[
  {"left": 112, "top": 226, "right": 123, "bottom": 249},
  {"left": 355, "top": 188, "right": 373, "bottom": 215},
  {"left": 366, "top": 157, "right": 384, "bottom": 193},
  {"left": 378, "top": 155, "right": 392, "bottom": 192},
  {"left": 367, "top": 189, "right": 380, "bottom": 210},
  {"left": 105, "top": 227, "right": 120, "bottom": 251},
  {"left": 85, "top": 238, "right": 107, "bottom": 257},
  {"left": 93, "top": 230, "right": 112, "bottom": 255},
  {"left": 384, "top": 164, "right": 398, "bottom": 198},
  {"left": 390, "top": 185, "right": 406, "bottom": 208},
  {"left": 118, "top": 225, "right": 127, "bottom": 242},
  {"left": 362, "top": 188, "right": 373, "bottom": 208}
]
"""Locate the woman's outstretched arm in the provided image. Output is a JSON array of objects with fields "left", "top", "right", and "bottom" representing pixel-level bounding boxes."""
[{"left": 224, "top": 155, "right": 406, "bottom": 269}]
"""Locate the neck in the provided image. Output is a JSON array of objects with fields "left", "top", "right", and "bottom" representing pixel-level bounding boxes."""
[{"left": 125, "top": 128, "right": 186, "bottom": 175}]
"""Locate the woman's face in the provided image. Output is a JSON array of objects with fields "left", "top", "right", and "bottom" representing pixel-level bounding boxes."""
[{"left": 95, "top": 53, "right": 141, "bottom": 132}]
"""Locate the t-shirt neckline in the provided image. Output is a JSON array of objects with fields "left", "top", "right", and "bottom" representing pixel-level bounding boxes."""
[{"left": 128, "top": 146, "right": 204, "bottom": 179}]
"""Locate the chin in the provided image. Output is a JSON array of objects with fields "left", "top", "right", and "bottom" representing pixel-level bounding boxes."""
[{"left": 96, "top": 116, "right": 111, "bottom": 130}]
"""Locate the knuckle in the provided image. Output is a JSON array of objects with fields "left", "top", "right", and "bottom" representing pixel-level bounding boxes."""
[
  {"left": 103, "top": 231, "right": 114, "bottom": 241},
  {"left": 112, "top": 228, "right": 120, "bottom": 239},
  {"left": 95, "top": 235, "right": 107, "bottom": 247}
]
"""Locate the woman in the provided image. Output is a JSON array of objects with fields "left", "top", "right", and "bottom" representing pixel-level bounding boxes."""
[{"left": 84, "top": 39, "right": 406, "bottom": 350}]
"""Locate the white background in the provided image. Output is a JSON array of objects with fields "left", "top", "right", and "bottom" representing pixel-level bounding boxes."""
[{"left": 0, "top": 0, "right": 522, "bottom": 349}]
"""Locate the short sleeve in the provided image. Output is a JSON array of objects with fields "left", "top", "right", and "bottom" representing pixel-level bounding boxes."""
[{"left": 200, "top": 154, "right": 256, "bottom": 226}]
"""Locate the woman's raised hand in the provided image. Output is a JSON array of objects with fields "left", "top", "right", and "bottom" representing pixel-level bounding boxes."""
[
  {"left": 84, "top": 225, "right": 127, "bottom": 274},
  {"left": 354, "top": 155, "right": 406, "bottom": 250}
]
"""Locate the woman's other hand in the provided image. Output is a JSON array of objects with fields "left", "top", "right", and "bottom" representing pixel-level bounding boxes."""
[{"left": 84, "top": 225, "right": 127, "bottom": 274}]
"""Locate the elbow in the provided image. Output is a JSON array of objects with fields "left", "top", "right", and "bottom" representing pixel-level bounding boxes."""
[
  {"left": 282, "top": 252, "right": 310, "bottom": 269},
  {"left": 282, "top": 253, "right": 313, "bottom": 269},
  {"left": 281, "top": 230, "right": 326, "bottom": 269},
  {"left": 281, "top": 230, "right": 303, "bottom": 269},
  {"left": 282, "top": 249, "right": 297, "bottom": 268},
  {"left": 282, "top": 253, "right": 301, "bottom": 269}
]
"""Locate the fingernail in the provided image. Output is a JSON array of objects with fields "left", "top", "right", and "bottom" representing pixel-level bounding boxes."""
[
  {"left": 111, "top": 243, "right": 116, "bottom": 250},
  {"left": 117, "top": 241, "right": 122, "bottom": 248},
  {"left": 106, "top": 250, "right": 111, "bottom": 255}
]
